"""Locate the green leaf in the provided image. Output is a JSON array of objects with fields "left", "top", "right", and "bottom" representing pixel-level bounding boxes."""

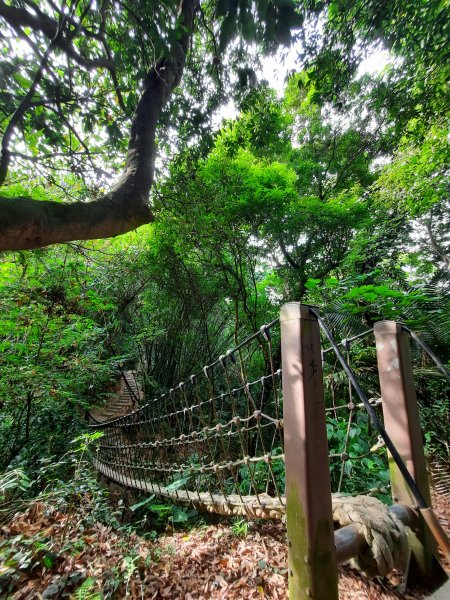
[
  {"left": 172, "top": 506, "right": 189, "bottom": 522},
  {"left": 325, "top": 277, "right": 339, "bottom": 287},
  {"left": 166, "top": 477, "right": 189, "bottom": 491},
  {"left": 328, "top": 2, "right": 339, "bottom": 20},
  {"left": 172, "top": 505, "right": 197, "bottom": 523},
  {"left": 129, "top": 495, "right": 155, "bottom": 511},
  {"left": 13, "top": 72, "right": 32, "bottom": 89},
  {"left": 148, "top": 504, "right": 172, "bottom": 515},
  {"left": 304, "top": 278, "right": 321, "bottom": 290},
  {"left": 42, "top": 552, "right": 57, "bottom": 569}
]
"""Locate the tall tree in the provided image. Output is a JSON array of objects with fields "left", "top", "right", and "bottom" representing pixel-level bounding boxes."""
[
  {"left": 0, "top": 0, "right": 303, "bottom": 250},
  {"left": 0, "top": 0, "right": 199, "bottom": 249}
]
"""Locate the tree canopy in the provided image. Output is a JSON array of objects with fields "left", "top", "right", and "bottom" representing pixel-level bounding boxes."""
[
  {"left": 1, "top": 0, "right": 449, "bottom": 464},
  {"left": 0, "top": 0, "right": 302, "bottom": 248},
  {"left": 1, "top": 0, "right": 448, "bottom": 250}
]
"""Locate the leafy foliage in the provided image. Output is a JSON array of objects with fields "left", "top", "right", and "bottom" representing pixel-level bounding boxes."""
[
  {"left": 0, "top": 7, "right": 449, "bottom": 594},
  {"left": 0, "top": 248, "right": 118, "bottom": 471}
]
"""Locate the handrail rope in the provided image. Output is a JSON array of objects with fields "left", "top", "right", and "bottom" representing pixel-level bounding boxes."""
[
  {"left": 401, "top": 325, "right": 450, "bottom": 382},
  {"left": 96, "top": 413, "right": 282, "bottom": 450},
  {"left": 322, "top": 329, "right": 374, "bottom": 355},
  {"left": 90, "top": 370, "right": 282, "bottom": 429},
  {"left": 96, "top": 452, "right": 285, "bottom": 476},
  {"left": 91, "top": 320, "right": 377, "bottom": 429},
  {"left": 325, "top": 398, "right": 382, "bottom": 413},
  {"left": 309, "top": 307, "right": 428, "bottom": 509}
]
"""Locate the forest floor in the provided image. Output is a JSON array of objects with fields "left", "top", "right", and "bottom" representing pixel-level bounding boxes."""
[{"left": 1, "top": 490, "right": 449, "bottom": 600}]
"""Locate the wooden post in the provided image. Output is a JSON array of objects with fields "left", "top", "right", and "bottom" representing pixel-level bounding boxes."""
[
  {"left": 374, "top": 321, "right": 444, "bottom": 582},
  {"left": 280, "top": 303, "right": 338, "bottom": 600}
]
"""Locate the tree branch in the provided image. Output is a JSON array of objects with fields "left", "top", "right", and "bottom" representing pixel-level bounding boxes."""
[
  {"left": 0, "top": 1, "right": 113, "bottom": 70},
  {"left": 0, "top": 194, "right": 152, "bottom": 250},
  {"left": 424, "top": 217, "right": 450, "bottom": 275},
  {"left": 0, "top": 9, "right": 66, "bottom": 186},
  {"left": 278, "top": 237, "right": 302, "bottom": 270},
  {"left": 0, "top": 0, "right": 199, "bottom": 251}
]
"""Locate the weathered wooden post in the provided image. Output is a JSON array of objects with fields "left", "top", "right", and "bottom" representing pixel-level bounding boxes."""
[
  {"left": 280, "top": 303, "right": 339, "bottom": 600},
  {"left": 374, "top": 321, "right": 445, "bottom": 582}
]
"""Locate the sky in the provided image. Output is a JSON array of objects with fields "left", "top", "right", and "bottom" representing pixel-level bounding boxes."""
[
  {"left": 262, "top": 46, "right": 392, "bottom": 94},
  {"left": 214, "top": 43, "right": 392, "bottom": 126}
]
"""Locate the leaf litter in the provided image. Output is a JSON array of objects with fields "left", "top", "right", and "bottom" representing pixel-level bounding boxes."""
[{"left": 0, "top": 491, "right": 448, "bottom": 599}]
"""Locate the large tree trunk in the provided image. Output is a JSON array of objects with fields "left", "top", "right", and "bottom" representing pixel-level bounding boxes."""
[
  {"left": 0, "top": 194, "right": 153, "bottom": 250},
  {"left": 0, "top": 0, "right": 198, "bottom": 251}
]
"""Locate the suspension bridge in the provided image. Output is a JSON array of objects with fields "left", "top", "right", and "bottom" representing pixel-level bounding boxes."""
[{"left": 89, "top": 303, "right": 450, "bottom": 599}]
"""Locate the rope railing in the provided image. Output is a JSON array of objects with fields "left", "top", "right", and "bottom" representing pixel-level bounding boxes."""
[
  {"left": 322, "top": 328, "right": 374, "bottom": 355},
  {"left": 310, "top": 307, "right": 428, "bottom": 508},
  {"left": 91, "top": 309, "right": 443, "bottom": 507},
  {"left": 91, "top": 318, "right": 285, "bottom": 517},
  {"left": 320, "top": 325, "right": 389, "bottom": 495},
  {"left": 89, "top": 314, "right": 443, "bottom": 509}
]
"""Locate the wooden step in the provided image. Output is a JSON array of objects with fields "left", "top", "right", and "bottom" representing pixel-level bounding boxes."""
[{"left": 89, "top": 371, "right": 143, "bottom": 423}]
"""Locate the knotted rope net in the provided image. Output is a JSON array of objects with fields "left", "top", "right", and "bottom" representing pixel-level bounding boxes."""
[
  {"left": 321, "top": 329, "right": 390, "bottom": 497},
  {"left": 89, "top": 315, "right": 422, "bottom": 577},
  {"left": 90, "top": 320, "right": 285, "bottom": 518}
]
